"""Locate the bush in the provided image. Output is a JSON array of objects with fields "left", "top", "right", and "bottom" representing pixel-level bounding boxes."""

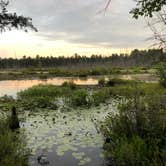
[
  {"left": 102, "top": 95, "right": 166, "bottom": 165},
  {"left": 156, "top": 63, "right": 166, "bottom": 88},
  {"left": 70, "top": 89, "right": 89, "bottom": 107}
]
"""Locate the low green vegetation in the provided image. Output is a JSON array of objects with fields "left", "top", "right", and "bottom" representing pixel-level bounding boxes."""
[
  {"left": 16, "top": 79, "right": 138, "bottom": 110},
  {"left": 0, "top": 116, "right": 28, "bottom": 166},
  {"left": 0, "top": 77, "right": 164, "bottom": 112},
  {"left": 101, "top": 81, "right": 166, "bottom": 165},
  {"left": 92, "top": 88, "right": 110, "bottom": 106},
  {"left": 70, "top": 89, "right": 89, "bottom": 107},
  {"left": 62, "top": 81, "right": 77, "bottom": 89},
  {"left": 0, "top": 95, "right": 16, "bottom": 111},
  {"left": 156, "top": 63, "right": 166, "bottom": 88}
]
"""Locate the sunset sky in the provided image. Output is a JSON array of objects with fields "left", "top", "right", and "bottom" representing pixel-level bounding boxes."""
[{"left": 0, "top": 0, "right": 153, "bottom": 58}]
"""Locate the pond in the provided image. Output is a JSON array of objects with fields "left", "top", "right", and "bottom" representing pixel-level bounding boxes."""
[
  {"left": 20, "top": 100, "right": 119, "bottom": 166},
  {"left": 0, "top": 74, "right": 156, "bottom": 166},
  {"left": 0, "top": 74, "right": 158, "bottom": 97}
]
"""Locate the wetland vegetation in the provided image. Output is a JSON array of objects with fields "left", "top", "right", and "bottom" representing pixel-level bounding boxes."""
[
  {"left": 0, "top": 0, "right": 166, "bottom": 165},
  {"left": 0, "top": 66, "right": 166, "bottom": 165}
]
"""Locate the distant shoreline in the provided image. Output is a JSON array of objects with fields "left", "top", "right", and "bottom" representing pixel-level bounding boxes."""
[{"left": 0, "top": 67, "right": 156, "bottom": 81}]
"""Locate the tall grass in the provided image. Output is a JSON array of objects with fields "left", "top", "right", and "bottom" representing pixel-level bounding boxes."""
[
  {"left": 0, "top": 116, "right": 28, "bottom": 166},
  {"left": 102, "top": 95, "right": 166, "bottom": 165},
  {"left": 70, "top": 89, "right": 89, "bottom": 107},
  {"left": 92, "top": 88, "right": 110, "bottom": 106},
  {"left": 18, "top": 84, "right": 112, "bottom": 109}
]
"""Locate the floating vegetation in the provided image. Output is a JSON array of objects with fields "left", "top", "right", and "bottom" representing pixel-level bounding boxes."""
[
  {"left": 20, "top": 101, "right": 118, "bottom": 165},
  {"left": 72, "top": 152, "right": 91, "bottom": 165}
]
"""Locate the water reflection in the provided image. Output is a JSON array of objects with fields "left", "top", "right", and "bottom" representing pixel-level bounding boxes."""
[
  {"left": 0, "top": 74, "right": 158, "bottom": 97},
  {"left": 21, "top": 101, "right": 118, "bottom": 166}
]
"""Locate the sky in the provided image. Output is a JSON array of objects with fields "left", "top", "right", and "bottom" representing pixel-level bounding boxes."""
[{"left": 0, "top": 0, "right": 153, "bottom": 58}]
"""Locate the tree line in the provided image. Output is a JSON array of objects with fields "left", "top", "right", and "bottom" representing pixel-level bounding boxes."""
[{"left": 0, "top": 49, "right": 165, "bottom": 69}]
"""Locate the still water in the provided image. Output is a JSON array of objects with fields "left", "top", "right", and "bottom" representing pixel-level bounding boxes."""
[
  {"left": 21, "top": 100, "right": 119, "bottom": 166},
  {"left": 0, "top": 74, "right": 158, "bottom": 97}
]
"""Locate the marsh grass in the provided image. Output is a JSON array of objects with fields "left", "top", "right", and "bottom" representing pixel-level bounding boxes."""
[
  {"left": 17, "top": 80, "right": 166, "bottom": 111},
  {"left": 70, "top": 89, "right": 89, "bottom": 107},
  {"left": 102, "top": 94, "right": 166, "bottom": 166},
  {"left": 0, "top": 116, "right": 29, "bottom": 166},
  {"left": 92, "top": 88, "right": 110, "bottom": 106},
  {"left": 17, "top": 83, "right": 113, "bottom": 109}
]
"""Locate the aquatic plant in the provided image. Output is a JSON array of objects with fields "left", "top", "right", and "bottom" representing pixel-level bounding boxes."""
[
  {"left": 98, "top": 78, "right": 106, "bottom": 87},
  {"left": 92, "top": 88, "right": 110, "bottom": 106},
  {"left": 70, "top": 89, "right": 89, "bottom": 107},
  {"left": 62, "top": 81, "right": 77, "bottom": 90}
]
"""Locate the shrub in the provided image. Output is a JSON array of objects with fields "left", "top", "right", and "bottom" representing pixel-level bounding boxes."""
[
  {"left": 70, "top": 89, "right": 89, "bottom": 107},
  {"left": 156, "top": 63, "right": 166, "bottom": 88},
  {"left": 102, "top": 95, "right": 166, "bottom": 165}
]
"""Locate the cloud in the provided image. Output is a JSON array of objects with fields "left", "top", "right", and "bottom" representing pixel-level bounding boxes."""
[{"left": 8, "top": 0, "right": 152, "bottom": 49}]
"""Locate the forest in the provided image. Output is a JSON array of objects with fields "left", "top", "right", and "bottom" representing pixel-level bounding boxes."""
[{"left": 0, "top": 49, "right": 165, "bottom": 69}]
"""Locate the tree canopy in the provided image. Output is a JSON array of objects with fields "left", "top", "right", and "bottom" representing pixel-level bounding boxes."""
[
  {"left": 0, "top": 0, "right": 37, "bottom": 32},
  {"left": 105, "top": 0, "right": 165, "bottom": 18},
  {"left": 130, "top": 0, "right": 166, "bottom": 18},
  {"left": 0, "top": 49, "right": 165, "bottom": 69}
]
